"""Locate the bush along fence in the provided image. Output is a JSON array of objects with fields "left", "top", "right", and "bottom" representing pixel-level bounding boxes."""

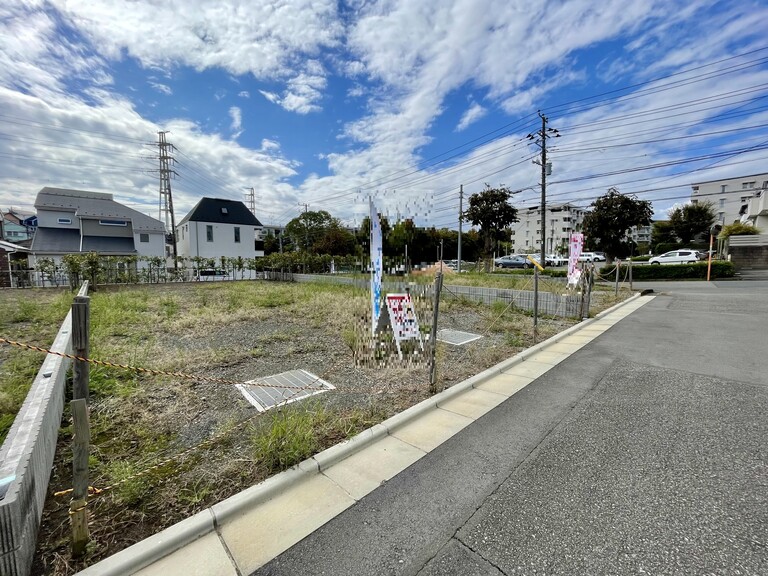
[
  {"left": 599, "top": 261, "right": 735, "bottom": 281},
  {"left": 8, "top": 253, "right": 366, "bottom": 289}
]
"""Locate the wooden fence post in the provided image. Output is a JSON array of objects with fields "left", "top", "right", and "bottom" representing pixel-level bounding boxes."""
[
  {"left": 70, "top": 398, "right": 90, "bottom": 557},
  {"left": 72, "top": 295, "right": 90, "bottom": 402}
]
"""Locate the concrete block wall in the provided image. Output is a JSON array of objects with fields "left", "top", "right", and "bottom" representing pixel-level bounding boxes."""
[
  {"left": 0, "top": 284, "right": 86, "bottom": 575},
  {"left": 729, "top": 245, "right": 768, "bottom": 269}
]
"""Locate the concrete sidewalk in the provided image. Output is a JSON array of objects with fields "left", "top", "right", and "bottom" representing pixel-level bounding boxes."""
[
  {"left": 79, "top": 295, "right": 652, "bottom": 576},
  {"left": 255, "top": 280, "right": 768, "bottom": 576}
]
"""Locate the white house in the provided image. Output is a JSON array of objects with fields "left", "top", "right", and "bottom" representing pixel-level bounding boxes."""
[
  {"left": 176, "top": 197, "right": 263, "bottom": 261},
  {"left": 30, "top": 187, "right": 166, "bottom": 266}
]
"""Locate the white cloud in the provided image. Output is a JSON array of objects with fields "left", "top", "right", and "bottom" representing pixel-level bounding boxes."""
[
  {"left": 229, "top": 106, "right": 243, "bottom": 138},
  {"left": 261, "top": 139, "right": 280, "bottom": 151},
  {"left": 457, "top": 102, "right": 486, "bottom": 131},
  {"left": 149, "top": 81, "right": 172, "bottom": 95},
  {"left": 238, "top": 90, "right": 250, "bottom": 98},
  {"left": 259, "top": 73, "right": 327, "bottom": 114}
]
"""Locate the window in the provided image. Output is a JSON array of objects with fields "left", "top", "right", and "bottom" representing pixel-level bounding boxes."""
[
  {"left": 139, "top": 233, "right": 149, "bottom": 243},
  {"left": 692, "top": 186, "right": 699, "bottom": 191},
  {"left": 234, "top": 227, "right": 241, "bottom": 243},
  {"left": 718, "top": 211, "right": 725, "bottom": 221},
  {"left": 525, "top": 230, "right": 529, "bottom": 237},
  {"left": 742, "top": 181, "right": 755, "bottom": 189},
  {"left": 740, "top": 196, "right": 751, "bottom": 202},
  {"left": 221, "top": 207, "right": 228, "bottom": 215},
  {"left": 58, "top": 217, "right": 72, "bottom": 225},
  {"left": 719, "top": 198, "right": 725, "bottom": 208},
  {"left": 99, "top": 219, "right": 128, "bottom": 226},
  {"left": 206, "top": 225, "right": 213, "bottom": 242},
  {"left": 721, "top": 185, "right": 727, "bottom": 193},
  {"left": 691, "top": 199, "right": 698, "bottom": 204}
]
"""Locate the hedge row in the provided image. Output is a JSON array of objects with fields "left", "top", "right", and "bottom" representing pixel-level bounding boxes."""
[{"left": 599, "top": 261, "right": 735, "bottom": 281}]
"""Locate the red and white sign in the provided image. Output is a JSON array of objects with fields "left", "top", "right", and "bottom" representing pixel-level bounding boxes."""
[{"left": 385, "top": 293, "right": 423, "bottom": 357}]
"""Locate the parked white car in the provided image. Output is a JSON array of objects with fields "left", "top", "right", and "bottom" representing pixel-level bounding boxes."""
[
  {"left": 545, "top": 254, "right": 568, "bottom": 266},
  {"left": 648, "top": 249, "right": 699, "bottom": 265},
  {"left": 577, "top": 252, "right": 606, "bottom": 263}
]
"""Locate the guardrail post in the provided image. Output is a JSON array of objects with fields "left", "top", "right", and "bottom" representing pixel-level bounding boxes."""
[
  {"left": 72, "top": 295, "right": 90, "bottom": 402},
  {"left": 614, "top": 260, "right": 621, "bottom": 296},
  {"left": 70, "top": 398, "right": 90, "bottom": 557}
]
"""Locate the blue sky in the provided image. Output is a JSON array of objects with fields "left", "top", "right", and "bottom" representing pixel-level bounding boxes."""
[{"left": 1, "top": 0, "right": 767, "bottom": 230}]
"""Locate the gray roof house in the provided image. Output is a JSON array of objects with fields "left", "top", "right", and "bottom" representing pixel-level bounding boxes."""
[{"left": 30, "top": 187, "right": 166, "bottom": 262}]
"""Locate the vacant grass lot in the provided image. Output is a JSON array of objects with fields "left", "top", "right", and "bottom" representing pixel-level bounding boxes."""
[{"left": 0, "top": 279, "right": 628, "bottom": 575}]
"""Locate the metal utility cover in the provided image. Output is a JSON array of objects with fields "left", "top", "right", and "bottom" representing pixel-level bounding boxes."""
[
  {"left": 436, "top": 329, "right": 483, "bottom": 346},
  {"left": 236, "top": 369, "right": 335, "bottom": 412}
]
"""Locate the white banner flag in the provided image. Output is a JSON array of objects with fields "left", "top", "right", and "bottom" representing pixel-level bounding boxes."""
[
  {"left": 568, "top": 233, "right": 584, "bottom": 284},
  {"left": 370, "top": 200, "right": 383, "bottom": 335}
]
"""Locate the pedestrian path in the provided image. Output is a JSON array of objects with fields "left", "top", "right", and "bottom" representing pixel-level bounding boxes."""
[{"left": 78, "top": 294, "right": 653, "bottom": 576}]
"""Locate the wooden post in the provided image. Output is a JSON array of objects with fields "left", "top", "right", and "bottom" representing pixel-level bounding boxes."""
[
  {"left": 72, "top": 295, "right": 90, "bottom": 402},
  {"left": 629, "top": 258, "right": 633, "bottom": 291},
  {"left": 70, "top": 398, "right": 90, "bottom": 557},
  {"left": 429, "top": 272, "right": 443, "bottom": 394},
  {"left": 614, "top": 260, "right": 621, "bottom": 296}
]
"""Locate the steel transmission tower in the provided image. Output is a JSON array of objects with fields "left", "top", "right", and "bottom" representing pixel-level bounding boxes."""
[
  {"left": 157, "top": 131, "right": 179, "bottom": 264},
  {"left": 244, "top": 187, "right": 256, "bottom": 215}
]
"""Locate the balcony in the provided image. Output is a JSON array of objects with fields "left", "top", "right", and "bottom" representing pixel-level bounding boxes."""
[{"left": 745, "top": 190, "right": 767, "bottom": 217}]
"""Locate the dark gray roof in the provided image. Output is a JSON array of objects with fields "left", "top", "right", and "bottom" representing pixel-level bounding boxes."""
[
  {"left": 35, "top": 187, "right": 165, "bottom": 232},
  {"left": 178, "top": 198, "right": 262, "bottom": 226},
  {"left": 31, "top": 228, "right": 139, "bottom": 255},
  {"left": 82, "top": 236, "right": 137, "bottom": 254},
  {"left": 31, "top": 228, "right": 80, "bottom": 253}
]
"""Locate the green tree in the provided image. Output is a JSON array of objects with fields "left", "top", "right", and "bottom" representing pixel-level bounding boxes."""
[
  {"left": 313, "top": 225, "right": 357, "bottom": 255},
  {"left": 462, "top": 184, "right": 518, "bottom": 269},
  {"left": 651, "top": 220, "right": 677, "bottom": 252},
  {"left": 668, "top": 201, "right": 716, "bottom": 244},
  {"left": 285, "top": 210, "right": 337, "bottom": 252},
  {"left": 581, "top": 188, "right": 652, "bottom": 261}
]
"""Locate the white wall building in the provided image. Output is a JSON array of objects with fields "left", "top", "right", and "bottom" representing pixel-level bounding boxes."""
[
  {"left": 510, "top": 202, "right": 587, "bottom": 255},
  {"left": 176, "top": 197, "right": 263, "bottom": 261},
  {"left": 30, "top": 187, "right": 165, "bottom": 266},
  {"left": 691, "top": 173, "right": 768, "bottom": 225}
]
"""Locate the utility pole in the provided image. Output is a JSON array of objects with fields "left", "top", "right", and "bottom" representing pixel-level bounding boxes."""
[
  {"left": 457, "top": 184, "right": 463, "bottom": 274},
  {"left": 298, "top": 203, "right": 309, "bottom": 251},
  {"left": 157, "top": 131, "right": 179, "bottom": 267},
  {"left": 528, "top": 113, "right": 559, "bottom": 268}
]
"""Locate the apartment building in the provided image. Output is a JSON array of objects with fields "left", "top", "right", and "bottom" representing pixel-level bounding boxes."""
[
  {"left": 509, "top": 202, "right": 587, "bottom": 255},
  {"left": 691, "top": 173, "right": 768, "bottom": 225}
]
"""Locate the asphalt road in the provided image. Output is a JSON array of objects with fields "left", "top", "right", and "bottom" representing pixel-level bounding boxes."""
[{"left": 255, "top": 281, "right": 768, "bottom": 576}]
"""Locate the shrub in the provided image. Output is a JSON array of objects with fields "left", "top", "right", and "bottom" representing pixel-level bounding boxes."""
[
  {"left": 719, "top": 222, "right": 761, "bottom": 238},
  {"left": 599, "top": 261, "right": 735, "bottom": 281}
]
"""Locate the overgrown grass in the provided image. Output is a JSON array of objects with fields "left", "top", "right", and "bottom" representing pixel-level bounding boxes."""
[{"left": 0, "top": 289, "right": 72, "bottom": 443}]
